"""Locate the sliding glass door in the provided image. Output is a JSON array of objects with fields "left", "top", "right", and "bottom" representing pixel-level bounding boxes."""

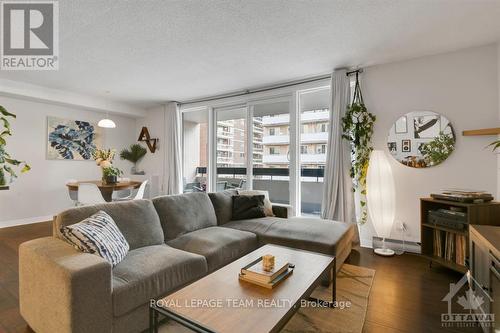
[
  {"left": 182, "top": 108, "right": 208, "bottom": 193},
  {"left": 251, "top": 98, "right": 292, "bottom": 205},
  {"left": 298, "top": 87, "right": 330, "bottom": 216},
  {"left": 214, "top": 106, "right": 248, "bottom": 192}
]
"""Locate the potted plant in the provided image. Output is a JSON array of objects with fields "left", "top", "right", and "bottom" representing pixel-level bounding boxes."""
[
  {"left": 120, "top": 144, "right": 147, "bottom": 175},
  {"left": 93, "top": 148, "right": 122, "bottom": 183},
  {"left": 102, "top": 166, "right": 123, "bottom": 184},
  {"left": 0, "top": 106, "right": 30, "bottom": 189}
]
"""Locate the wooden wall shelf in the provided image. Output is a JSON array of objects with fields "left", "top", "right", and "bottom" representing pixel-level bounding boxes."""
[{"left": 462, "top": 127, "right": 500, "bottom": 136}]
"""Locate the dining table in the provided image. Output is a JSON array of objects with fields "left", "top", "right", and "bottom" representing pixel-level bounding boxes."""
[{"left": 65, "top": 180, "right": 142, "bottom": 202}]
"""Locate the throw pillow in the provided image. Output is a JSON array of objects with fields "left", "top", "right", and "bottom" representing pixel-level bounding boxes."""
[
  {"left": 60, "top": 210, "right": 129, "bottom": 266},
  {"left": 238, "top": 190, "right": 274, "bottom": 216},
  {"left": 232, "top": 195, "right": 266, "bottom": 220}
]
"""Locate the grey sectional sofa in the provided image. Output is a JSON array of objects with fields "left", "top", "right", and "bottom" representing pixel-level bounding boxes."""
[{"left": 19, "top": 191, "right": 355, "bottom": 333}]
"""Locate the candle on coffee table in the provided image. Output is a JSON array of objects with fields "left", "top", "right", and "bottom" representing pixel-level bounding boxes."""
[{"left": 262, "top": 254, "right": 275, "bottom": 271}]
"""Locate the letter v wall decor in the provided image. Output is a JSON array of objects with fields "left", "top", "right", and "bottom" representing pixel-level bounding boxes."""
[{"left": 138, "top": 127, "right": 158, "bottom": 153}]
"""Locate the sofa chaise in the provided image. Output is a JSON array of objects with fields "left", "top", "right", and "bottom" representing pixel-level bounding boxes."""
[{"left": 19, "top": 191, "right": 355, "bottom": 333}]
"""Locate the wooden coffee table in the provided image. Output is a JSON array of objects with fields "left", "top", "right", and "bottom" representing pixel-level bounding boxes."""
[{"left": 150, "top": 244, "right": 336, "bottom": 333}]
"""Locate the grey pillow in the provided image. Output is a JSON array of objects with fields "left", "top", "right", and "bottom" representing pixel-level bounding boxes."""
[
  {"left": 208, "top": 190, "right": 238, "bottom": 225},
  {"left": 232, "top": 195, "right": 266, "bottom": 220},
  {"left": 153, "top": 193, "right": 218, "bottom": 240}
]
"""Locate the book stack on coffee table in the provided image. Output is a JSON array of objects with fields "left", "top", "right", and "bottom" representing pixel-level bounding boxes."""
[{"left": 239, "top": 257, "right": 293, "bottom": 289}]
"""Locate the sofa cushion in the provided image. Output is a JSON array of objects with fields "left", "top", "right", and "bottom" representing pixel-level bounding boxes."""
[
  {"left": 222, "top": 216, "right": 283, "bottom": 234},
  {"left": 153, "top": 193, "right": 218, "bottom": 241},
  {"left": 112, "top": 244, "right": 207, "bottom": 316},
  {"left": 54, "top": 200, "right": 164, "bottom": 250},
  {"left": 208, "top": 190, "right": 237, "bottom": 225},
  {"left": 232, "top": 195, "right": 266, "bottom": 220},
  {"left": 167, "top": 227, "right": 258, "bottom": 272},
  {"left": 224, "top": 217, "right": 355, "bottom": 256},
  {"left": 60, "top": 210, "right": 129, "bottom": 266}
]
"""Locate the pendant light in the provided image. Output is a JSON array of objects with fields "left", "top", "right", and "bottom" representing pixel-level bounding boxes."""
[{"left": 98, "top": 112, "right": 116, "bottom": 128}]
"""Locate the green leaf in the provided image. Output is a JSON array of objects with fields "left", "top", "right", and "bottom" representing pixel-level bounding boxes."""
[
  {"left": 21, "top": 164, "right": 31, "bottom": 173},
  {"left": 0, "top": 106, "right": 15, "bottom": 118},
  {"left": 0, "top": 117, "right": 10, "bottom": 130},
  {"left": 5, "top": 158, "right": 21, "bottom": 166}
]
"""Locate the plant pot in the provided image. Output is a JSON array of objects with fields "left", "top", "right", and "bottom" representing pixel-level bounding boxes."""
[
  {"left": 105, "top": 175, "right": 117, "bottom": 184},
  {"left": 0, "top": 185, "right": 9, "bottom": 191}
]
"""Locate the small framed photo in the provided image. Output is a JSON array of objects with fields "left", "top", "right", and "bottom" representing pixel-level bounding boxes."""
[
  {"left": 402, "top": 139, "right": 411, "bottom": 152},
  {"left": 387, "top": 142, "right": 397, "bottom": 155},
  {"left": 395, "top": 116, "right": 407, "bottom": 134}
]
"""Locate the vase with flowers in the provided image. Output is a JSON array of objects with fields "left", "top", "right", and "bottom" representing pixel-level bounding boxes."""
[{"left": 93, "top": 148, "right": 123, "bottom": 184}]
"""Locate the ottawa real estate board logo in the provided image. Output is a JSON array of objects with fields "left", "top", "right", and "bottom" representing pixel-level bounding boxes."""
[{"left": 1, "top": 0, "right": 59, "bottom": 70}]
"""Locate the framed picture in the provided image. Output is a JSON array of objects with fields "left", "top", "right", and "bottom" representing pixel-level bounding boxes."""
[
  {"left": 414, "top": 115, "right": 440, "bottom": 139},
  {"left": 47, "top": 116, "right": 102, "bottom": 160},
  {"left": 387, "top": 142, "right": 397, "bottom": 155},
  {"left": 402, "top": 139, "right": 411, "bottom": 152},
  {"left": 395, "top": 116, "right": 407, "bottom": 134}
]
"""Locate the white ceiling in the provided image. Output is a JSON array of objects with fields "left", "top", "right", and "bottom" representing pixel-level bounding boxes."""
[{"left": 1, "top": 0, "right": 500, "bottom": 109}]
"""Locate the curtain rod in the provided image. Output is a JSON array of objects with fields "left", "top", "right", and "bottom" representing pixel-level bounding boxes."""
[{"left": 178, "top": 68, "right": 363, "bottom": 105}]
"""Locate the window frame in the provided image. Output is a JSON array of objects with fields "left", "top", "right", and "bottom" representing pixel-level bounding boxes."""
[{"left": 180, "top": 80, "right": 330, "bottom": 217}]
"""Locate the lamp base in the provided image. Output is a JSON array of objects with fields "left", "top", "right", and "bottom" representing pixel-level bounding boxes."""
[{"left": 374, "top": 248, "right": 395, "bottom": 257}]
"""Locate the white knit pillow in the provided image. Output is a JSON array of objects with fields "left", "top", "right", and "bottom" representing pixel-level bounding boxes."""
[
  {"left": 238, "top": 190, "right": 274, "bottom": 217},
  {"left": 61, "top": 211, "right": 129, "bottom": 266}
]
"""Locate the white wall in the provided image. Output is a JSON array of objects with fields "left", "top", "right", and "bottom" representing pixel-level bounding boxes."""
[
  {"left": 359, "top": 44, "right": 499, "bottom": 246},
  {"left": 135, "top": 105, "right": 166, "bottom": 195},
  {"left": 0, "top": 96, "right": 138, "bottom": 227}
]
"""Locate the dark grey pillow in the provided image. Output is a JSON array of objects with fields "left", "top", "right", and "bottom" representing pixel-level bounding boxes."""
[
  {"left": 232, "top": 195, "right": 266, "bottom": 220},
  {"left": 208, "top": 190, "right": 238, "bottom": 225}
]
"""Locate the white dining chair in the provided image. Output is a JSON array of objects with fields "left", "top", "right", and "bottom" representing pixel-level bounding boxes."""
[
  {"left": 113, "top": 180, "right": 148, "bottom": 201},
  {"left": 65, "top": 179, "right": 79, "bottom": 206},
  {"left": 78, "top": 183, "right": 106, "bottom": 205}
]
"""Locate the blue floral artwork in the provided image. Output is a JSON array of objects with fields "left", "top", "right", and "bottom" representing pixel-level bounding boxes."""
[{"left": 47, "top": 117, "right": 102, "bottom": 160}]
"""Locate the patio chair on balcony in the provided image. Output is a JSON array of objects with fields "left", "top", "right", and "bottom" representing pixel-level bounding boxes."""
[
  {"left": 216, "top": 181, "right": 228, "bottom": 192},
  {"left": 226, "top": 179, "right": 246, "bottom": 190},
  {"left": 184, "top": 182, "right": 204, "bottom": 193}
]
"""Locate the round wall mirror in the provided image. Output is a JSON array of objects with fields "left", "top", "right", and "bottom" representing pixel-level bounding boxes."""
[{"left": 387, "top": 111, "right": 455, "bottom": 168}]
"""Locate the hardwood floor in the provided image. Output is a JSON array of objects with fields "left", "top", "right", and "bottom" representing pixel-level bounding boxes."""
[{"left": 0, "top": 222, "right": 481, "bottom": 333}]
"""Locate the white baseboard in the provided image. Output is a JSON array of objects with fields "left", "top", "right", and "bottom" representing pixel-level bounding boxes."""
[
  {"left": 0, "top": 215, "right": 53, "bottom": 229},
  {"left": 360, "top": 236, "right": 421, "bottom": 254}
]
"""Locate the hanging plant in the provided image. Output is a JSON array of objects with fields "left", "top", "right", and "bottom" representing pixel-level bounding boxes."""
[
  {"left": 341, "top": 73, "right": 376, "bottom": 224},
  {"left": 0, "top": 106, "right": 31, "bottom": 188}
]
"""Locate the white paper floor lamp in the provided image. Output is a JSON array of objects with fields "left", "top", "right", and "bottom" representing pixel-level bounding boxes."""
[{"left": 366, "top": 150, "right": 396, "bottom": 256}]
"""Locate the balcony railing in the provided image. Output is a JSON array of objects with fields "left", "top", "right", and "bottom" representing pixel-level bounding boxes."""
[
  {"left": 191, "top": 166, "right": 324, "bottom": 215},
  {"left": 196, "top": 166, "right": 324, "bottom": 181}
]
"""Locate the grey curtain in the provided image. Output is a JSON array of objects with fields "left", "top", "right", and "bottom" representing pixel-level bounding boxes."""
[
  {"left": 164, "top": 102, "right": 182, "bottom": 195},
  {"left": 321, "top": 70, "right": 357, "bottom": 241}
]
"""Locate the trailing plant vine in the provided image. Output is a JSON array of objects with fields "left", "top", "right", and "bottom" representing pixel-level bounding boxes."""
[
  {"left": 0, "top": 106, "right": 30, "bottom": 187},
  {"left": 341, "top": 73, "right": 376, "bottom": 224}
]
